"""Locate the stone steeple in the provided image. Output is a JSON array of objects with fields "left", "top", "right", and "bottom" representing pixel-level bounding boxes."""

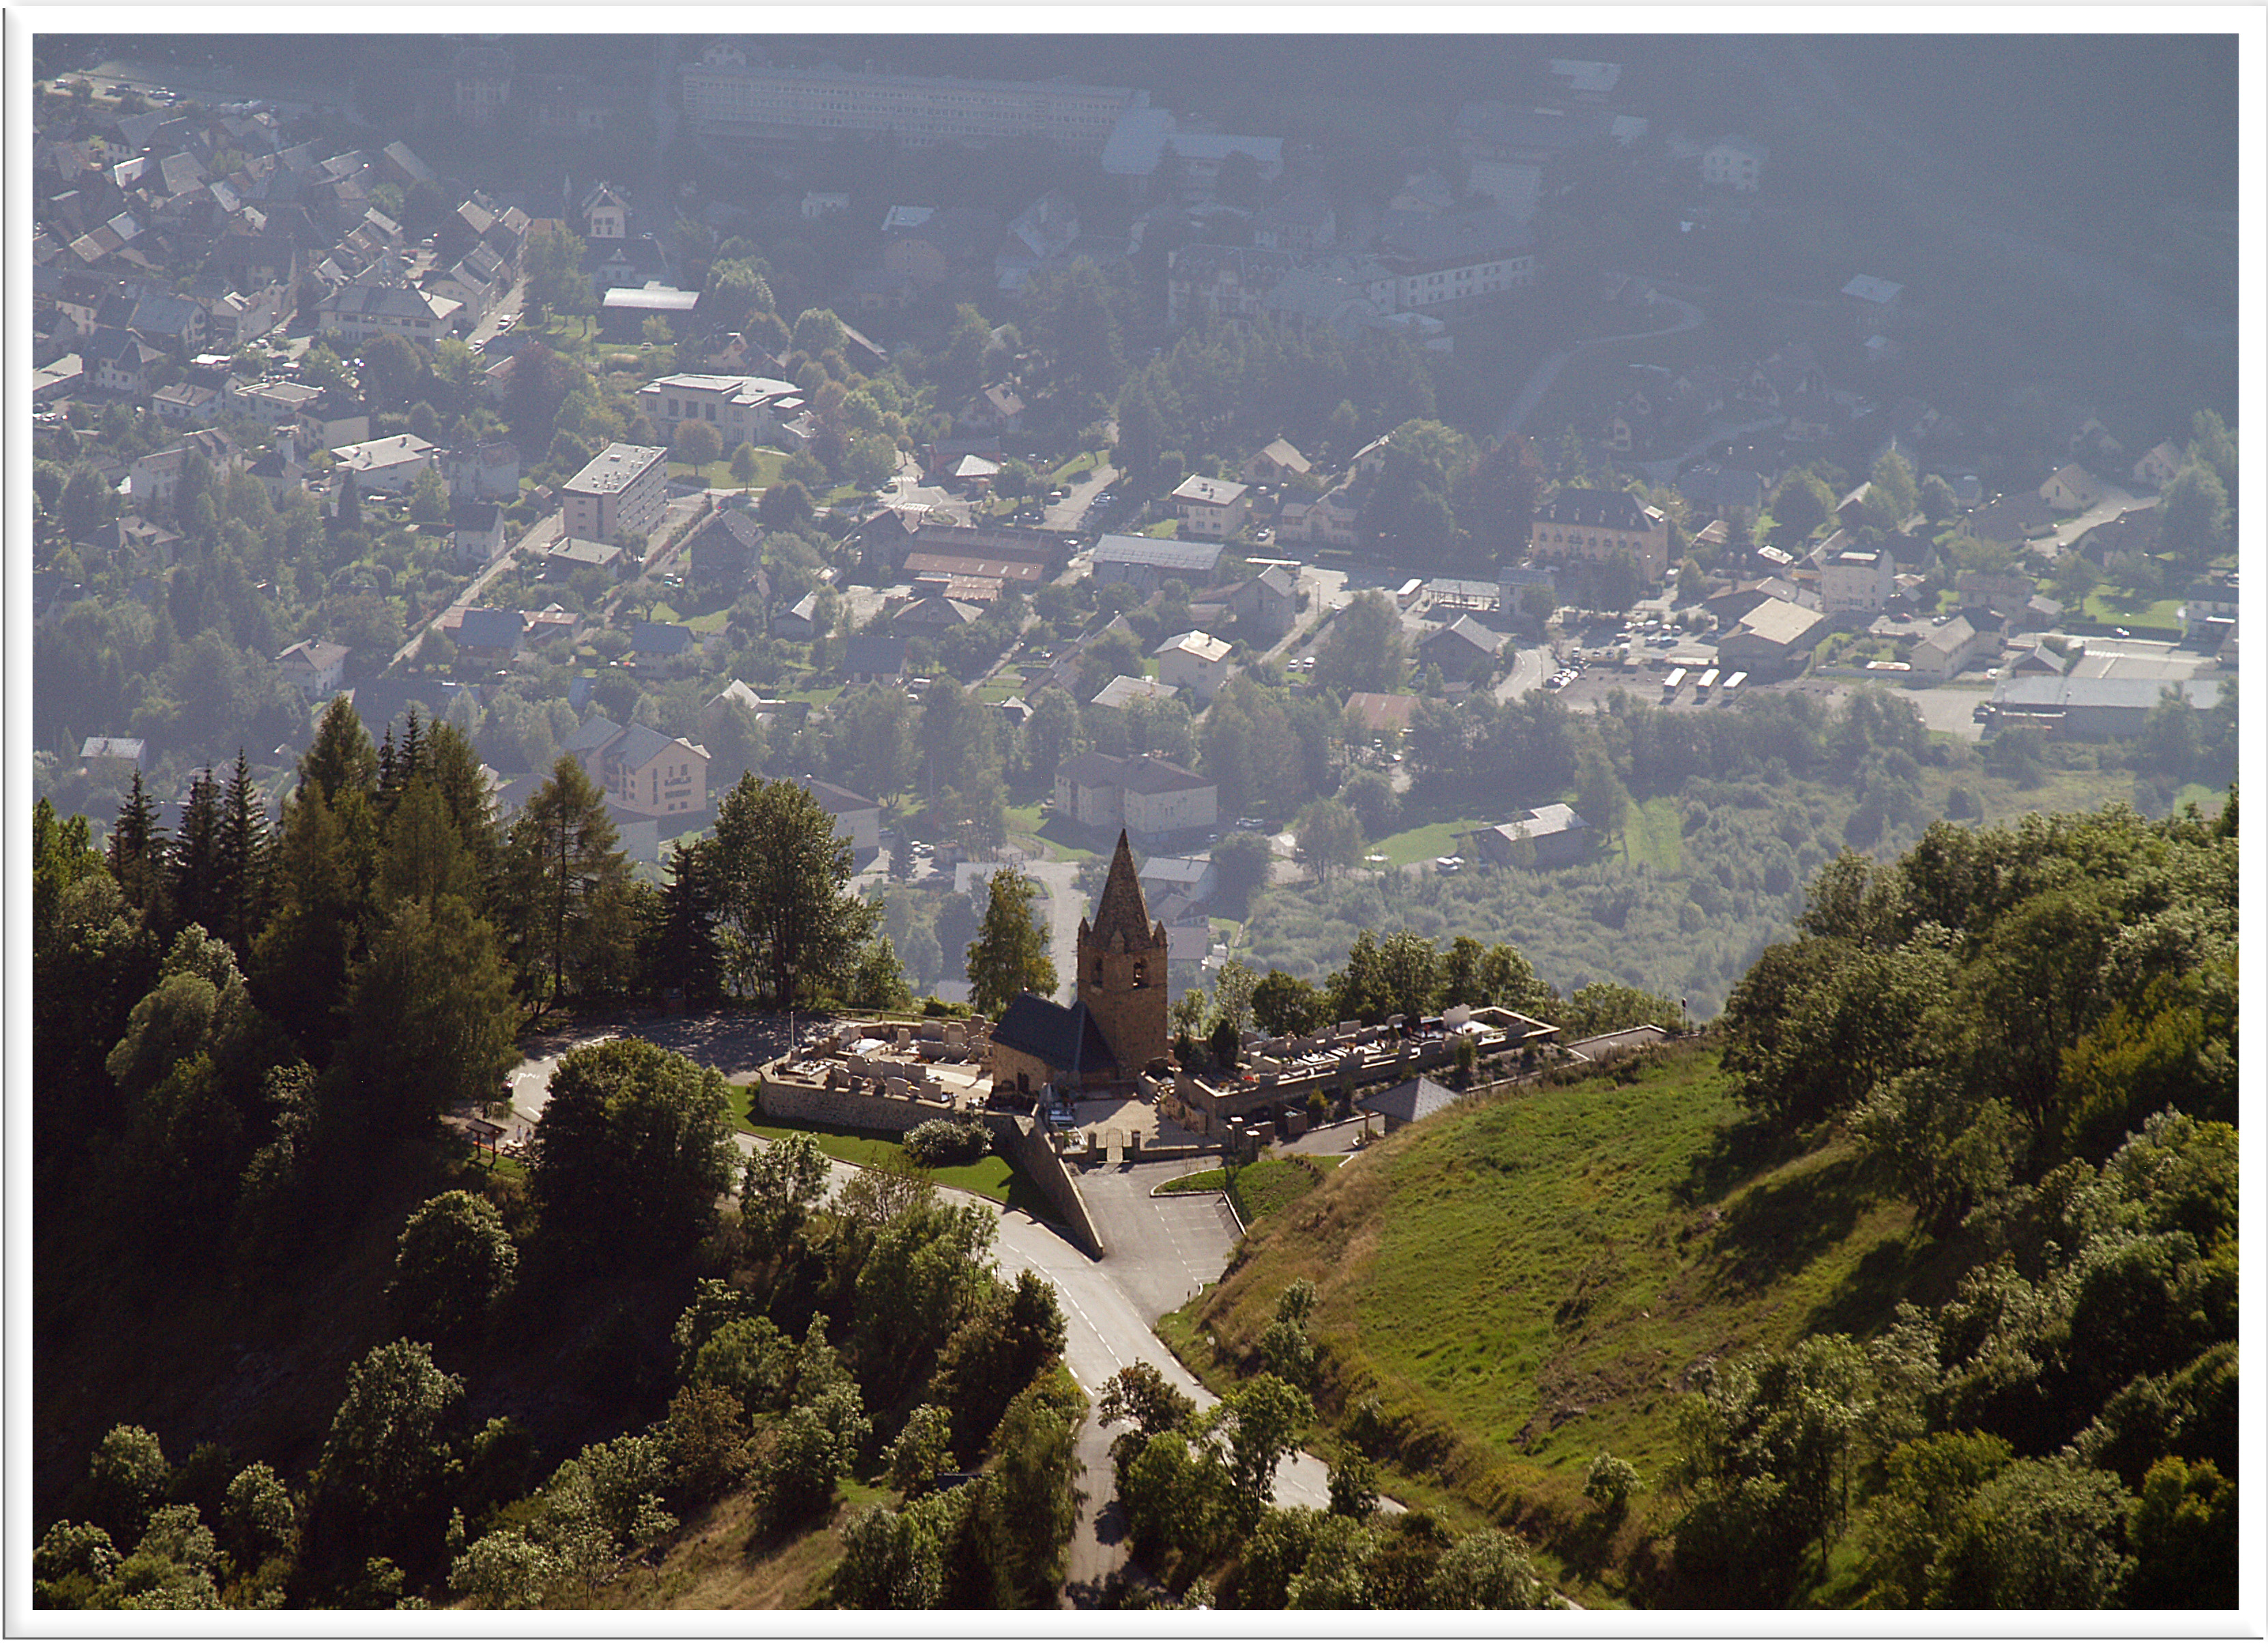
[{"left": 1075, "top": 830, "right": 1169, "bottom": 1075}]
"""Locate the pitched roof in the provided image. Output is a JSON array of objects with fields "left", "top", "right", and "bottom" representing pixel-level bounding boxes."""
[
  {"left": 1092, "top": 533, "right": 1227, "bottom": 574},
  {"left": 1083, "top": 830, "right": 1160, "bottom": 952},
  {"left": 992, "top": 993, "right": 1119, "bottom": 1075},
  {"left": 804, "top": 779, "right": 878, "bottom": 815},
  {"left": 631, "top": 620, "right": 695, "bottom": 656},
  {"left": 1366, "top": 1075, "right": 1460, "bottom": 1128},
  {"left": 456, "top": 607, "right": 525, "bottom": 650},
  {"left": 1115, "top": 756, "right": 1211, "bottom": 797}
]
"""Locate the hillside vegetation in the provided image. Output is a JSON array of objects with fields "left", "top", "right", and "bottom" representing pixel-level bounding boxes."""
[{"left": 1170, "top": 792, "right": 2237, "bottom": 1608}]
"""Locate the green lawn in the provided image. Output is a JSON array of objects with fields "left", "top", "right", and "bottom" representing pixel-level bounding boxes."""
[
  {"left": 1621, "top": 794, "right": 1684, "bottom": 875},
  {"left": 1162, "top": 1044, "right": 1960, "bottom": 1588},
  {"left": 743, "top": 1117, "right": 1055, "bottom": 1221},
  {"left": 1372, "top": 813, "right": 1490, "bottom": 868},
  {"left": 2082, "top": 591, "right": 2184, "bottom": 630},
  {"left": 1046, "top": 449, "right": 1108, "bottom": 483},
  {"left": 1142, "top": 520, "right": 1179, "bottom": 538},
  {"left": 1003, "top": 801, "right": 1047, "bottom": 838},
  {"left": 1158, "top": 1156, "right": 1326, "bottom": 1225},
  {"left": 1033, "top": 815, "right": 1099, "bottom": 860}
]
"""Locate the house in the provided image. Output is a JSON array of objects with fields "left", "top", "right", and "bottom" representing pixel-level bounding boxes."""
[
  {"left": 804, "top": 778, "right": 881, "bottom": 858},
  {"left": 544, "top": 536, "right": 628, "bottom": 578},
  {"left": 1466, "top": 803, "right": 1591, "bottom": 869},
  {"left": 1700, "top": 135, "right": 1767, "bottom": 191},
  {"left": 1228, "top": 566, "right": 1299, "bottom": 640},
  {"left": 318, "top": 280, "right": 460, "bottom": 343},
  {"left": 638, "top": 372, "right": 807, "bottom": 452},
  {"left": 583, "top": 721, "right": 710, "bottom": 819},
  {"left": 1343, "top": 691, "right": 1419, "bottom": 744},
  {"left": 1677, "top": 463, "right": 1766, "bottom": 516},
  {"left": 1718, "top": 596, "right": 1828, "bottom": 678},
  {"left": 1169, "top": 475, "right": 1252, "bottom": 539},
  {"left": 2039, "top": 463, "right": 2106, "bottom": 514},
  {"left": 1091, "top": 533, "right": 1227, "bottom": 596},
  {"left": 771, "top": 590, "right": 822, "bottom": 640},
  {"left": 1908, "top": 615, "right": 1988, "bottom": 684},
  {"left": 1089, "top": 675, "right": 1179, "bottom": 712},
  {"left": 153, "top": 381, "right": 220, "bottom": 423},
  {"left": 580, "top": 181, "right": 630, "bottom": 242},
  {"left": 128, "top": 432, "right": 241, "bottom": 508},
  {"left": 2007, "top": 643, "right": 2066, "bottom": 677},
  {"left": 1278, "top": 488, "right": 1361, "bottom": 548},
  {"left": 881, "top": 205, "right": 1003, "bottom": 288},
  {"left": 1241, "top": 439, "right": 1313, "bottom": 486},
  {"left": 1527, "top": 488, "right": 1670, "bottom": 582},
  {"left": 842, "top": 634, "right": 910, "bottom": 685},
  {"left": 956, "top": 383, "right": 1025, "bottom": 435},
  {"left": 441, "top": 439, "right": 522, "bottom": 504},
  {"left": 32, "top": 353, "right": 85, "bottom": 405},
  {"left": 630, "top": 621, "right": 697, "bottom": 665},
  {"left": 454, "top": 43, "right": 514, "bottom": 125},
  {"left": 1821, "top": 546, "right": 1896, "bottom": 618},
  {"left": 1417, "top": 615, "right": 1503, "bottom": 684},
  {"left": 450, "top": 501, "right": 506, "bottom": 568},
  {"left": 1370, "top": 206, "right": 1538, "bottom": 311},
  {"left": 2179, "top": 577, "right": 2238, "bottom": 648},
  {"left": 1960, "top": 492, "right": 2058, "bottom": 550},
  {"left": 1138, "top": 853, "right": 1218, "bottom": 910},
  {"left": 330, "top": 433, "right": 438, "bottom": 495},
  {"left": 561, "top": 443, "right": 668, "bottom": 546},
  {"left": 1052, "top": 753, "right": 1217, "bottom": 843},
  {"left": 893, "top": 594, "right": 980, "bottom": 635},
  {"left": 684, "top": 509, "right": 768, "bottom": 599},
  {"left": 453, "top": 607, "right": 525, "bottom": 663},
  {"left": 275, "top": 639, "right": 351, "bottom": 697},
  {"left": 83, "top": 325, "right": 166, "bottom": 394},
  {"left": 2131, "top": 441, "right": 2186, "bottom": 492},
  {"left": 1841, "top": 274, "right": 1904, "bottom": 336},
  {"left": 1153, "top": 631, "right": 1234, "bottom": 701},
  {"left": 80, "top": 737, "right": 148, "bottom": 781}
]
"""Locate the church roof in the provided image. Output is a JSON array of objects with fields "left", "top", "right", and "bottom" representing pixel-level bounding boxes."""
[
  {"left": 1080, "top": 830, "right": 1162, "bottom": 952},
  {"left": 992, "top": 993, "right": 1119, "bottom": 1075}
]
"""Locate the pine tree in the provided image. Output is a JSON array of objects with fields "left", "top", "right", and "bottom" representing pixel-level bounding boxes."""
[
  {"left": 216, "top": 750, "right": 276, "bottom": 954},
  {"left": 171, "top": 767, "right": 225, "bottom": 939},
  {"left": 110, "top": 768, "right": 172, "bottom": 926},
  {"left": 301, "top": 696, "right": 379, "bottom": 807},
  {"left": 502, "top": 757, "right": 630, "bottom": 1009}
]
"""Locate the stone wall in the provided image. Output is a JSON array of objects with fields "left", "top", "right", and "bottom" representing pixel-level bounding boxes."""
[{"left": 755, "top": 1069, "right": 1104, "bottom": 1258}]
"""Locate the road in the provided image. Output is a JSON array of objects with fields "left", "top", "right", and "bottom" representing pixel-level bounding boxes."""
[
  {"left": 1021, "top": 858, "right": 1088, "bottom": 1007},
  {"left": 494, "top": 1013, "right": 1369, "bottom": 1601},
  {"left": 386, "top": 506, "right": 562, "bottom": 673},
  {"left": 1496, "top": 292, "right": 1703, "bottom": 441}
]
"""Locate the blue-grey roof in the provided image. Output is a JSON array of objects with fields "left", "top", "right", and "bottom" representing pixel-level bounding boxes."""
[
  {"left": 1092, "top": 534, "right": 1227, "bottom": 574},
  {"left": 632, "top": 621, "right": 694, "bottom": 656},
  {"left": 1366, "top": 1074, "right": 1461, "bottom": 1128},
  {"left": 844, "top": 635, "right": 909, "bottom": 676},
  {"left": 457, "top": 608, "right": 525, "bottom": 650},
  {"left": 992, "top": 993, "right": 1119, "bottom": 1075}
]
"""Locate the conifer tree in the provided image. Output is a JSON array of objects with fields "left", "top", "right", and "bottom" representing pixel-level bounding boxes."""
[{"left": 216, "top": 750, "right": 276, "bottom": 954}]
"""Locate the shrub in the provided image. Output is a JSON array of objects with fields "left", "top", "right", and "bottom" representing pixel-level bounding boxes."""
[{"left": 903, "top": 1117, "right": 995, "bottom": 1169}]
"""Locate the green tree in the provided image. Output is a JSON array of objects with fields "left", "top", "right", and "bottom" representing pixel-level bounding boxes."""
[
  {"left": 707, "top": 776, "right": 878, "bottom": 1008},
  {"left": 673, "top": 418, "right": 723, "bottom": 468},
  {"left": 1929, "top": 1457, "right": 2134, "bottom": 1607},
  {"left": 408, "top": 465, "right": 449, "bottom": 525},
  {"left": 2157, "top": 462, "right": 2230, "bottom": 565},
  {"left": 307, "top": 1340, "right": 464, "bottom": 1585},
  {"left": 2125, "top": 1456, "right": 2236, "bottom": 1610},
  {"left": 1206, "top": 1373, "right": 1314, "bottom": 1515},
  {"left": 530, "top": 1037, "right": 739, "bottom": 1262},
  {"left": 334, "top": 893, "right": 520, "bottom": 1137},
  {"left": 965, "top": 868, "right": 1057, "bottom": 1015},
  {"left": 1251, "top": 968, "right": 1328, "bottom": 1036},
  {"left": 1314, "top": 589, "right": 1407, "bottom": 694},
  {"left": 391, "top": 1191, "right": 518, "bottom": 1339},
  {"left": 979, "top": 1365, "right": 1087, "bottom": 1605},
  {"left": 1769, "top": 469, "right": 1837, "bottom": 543},
  {"left": 82, "top": 1425, "right": 173, "bottom": 1549},
  {"left": 1292, "top": 797, "right": 1363, "bottom": 886},
  {"left": 1427, "top": 1528, "right": 1548, "bottom": 1607},
  {"left": 1574, "top": 744, "right": 1630, "bottom": 853},
  {"left": 501, "top": 756, "right": 633, "bottom": 1009},
  {"left": 739, "top": 1132, "right": 833, "bottom": 1266}
]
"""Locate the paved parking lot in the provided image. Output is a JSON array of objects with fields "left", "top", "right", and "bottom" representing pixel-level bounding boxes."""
[{"left": 1076, "top": 1159, "right": 1241, "bottom": 1323}]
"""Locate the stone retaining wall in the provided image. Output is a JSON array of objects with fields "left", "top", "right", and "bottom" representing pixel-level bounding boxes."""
[{"left": 756, "top": 1069, "right": 1104, "bottom": 1257}]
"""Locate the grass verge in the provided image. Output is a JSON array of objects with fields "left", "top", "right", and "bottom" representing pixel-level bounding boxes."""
[{"left": 743, "top": 1118, "right": 1055, "bottom": 1222}]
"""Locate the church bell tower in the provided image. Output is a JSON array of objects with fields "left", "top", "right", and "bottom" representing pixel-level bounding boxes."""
[{"left": 1076, "top": 830, "right": 1170, "bottom": 1075}]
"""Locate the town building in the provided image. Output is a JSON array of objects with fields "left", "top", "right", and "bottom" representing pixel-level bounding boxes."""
[
  {"left": 1091, "top": 532, "right": 1227, "bottom": 596},
  {"left": 1527, "top": 487, "right": 1670, "bottom": 582},
  {"left": 1169, "top": 474, "right": 1252, "bottom": 539},
  {"left": 1152, "top": 630, "right": 1234, "bottom": 701},
  {"left": 681, "top": 47, "right": 1135, "bottom": 150},
  {"left": 1821, "top": 545, "right": 1896, "bottom": 617},
  {"left": 561, "top": 443, "right": 668, "bottom": 546}
]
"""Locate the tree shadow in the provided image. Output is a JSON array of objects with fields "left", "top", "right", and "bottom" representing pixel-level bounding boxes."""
[
  {"left": 1675, "top": 1108, "right": 1809, "bottom": 1209},
  {"left": 1700, "top": 1152, "right": 1872, "bottom": 1293}
]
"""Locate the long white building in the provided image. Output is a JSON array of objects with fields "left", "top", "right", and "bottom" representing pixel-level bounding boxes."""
[
  {"left": 561, "top": 443, "right": 668, "bottom": 546},
  {"left": 681, "top": 44, "right": 1135, "bottom": 150}
]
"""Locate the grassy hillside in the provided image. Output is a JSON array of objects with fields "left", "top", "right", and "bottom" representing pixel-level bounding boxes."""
[{"left": 1162, "top": 1043, "right": 1982, "bottom": 1599}]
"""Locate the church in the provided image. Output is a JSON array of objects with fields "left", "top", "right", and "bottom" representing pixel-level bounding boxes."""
[{"left": 988, "top": 831, "right": 1169, "bottom": 1098}]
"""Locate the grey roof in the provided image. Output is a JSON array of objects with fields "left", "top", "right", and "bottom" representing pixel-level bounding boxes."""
[
  {"left": 562, "top": 715, "right": 623, "bottom": 756},
  {"left": 604, "top": 722, "right": 675, "bottom": 770},
  {"left": 1057, "top": 751, "right": 1127, "bottom": 787},
  {"left": 1991, "top": 677, "right": 2222, "bottom": 714},
  {"left": 1366, "top": 1075, "right": 1461, "bottom": 1128},
  {"left": 631, "top": 620, "right": 695, "bottom": 656},
  {"left": 456, "top": 607, "right": 525, "bottom": 650},
  {"left": 1536, "top": 486, "right": 1656, "bottom": 530},
  {"left": 804, "top": 778, "right": 878, "bottom": 815},
  {"left": 844, "top": 634, "right": 909, "bottom": 677},
  {"left": 992, "top": 993, "right": 1119, "bottom": 1075},
  {"left": 1092, "top": 533, "right": 1227, "bottom": 574}
]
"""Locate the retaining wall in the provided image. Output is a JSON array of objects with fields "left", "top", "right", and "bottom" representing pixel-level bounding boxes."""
[{"left": 756, "top": 1069, "right": 1105, "bottom": 1258}]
